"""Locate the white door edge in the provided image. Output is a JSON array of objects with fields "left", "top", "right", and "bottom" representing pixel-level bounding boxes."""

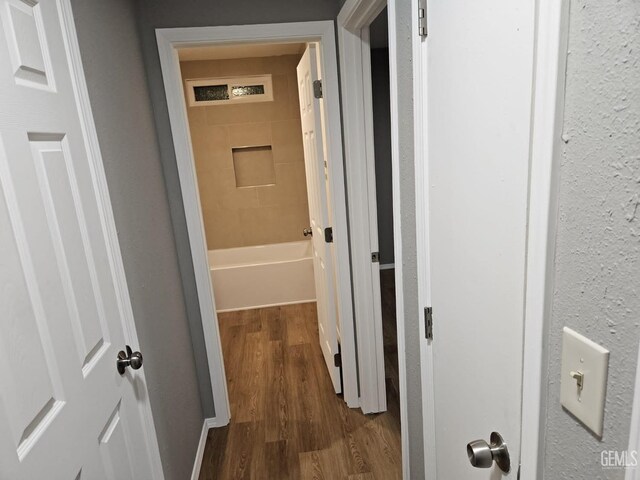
[
  {"left": 387, "top": 1, "right": 411, "bottom": 477},
  {"left": 58, "top": 1, "right": 165, "bottom": 477},
  {"left": 412, "top": 0, "right": 571, "bottom": 478},
  {"left": 519, "top": 0, "right": 571, "bottom": 478},
  {"left": 337, "top": 0, "right": 388, "bottom": 415},
  {"left": 155, "top": 20, "right": 359, "bottom": 417},
  {"left": 410, "top": 0, "right": 438, "bottom": 475}
]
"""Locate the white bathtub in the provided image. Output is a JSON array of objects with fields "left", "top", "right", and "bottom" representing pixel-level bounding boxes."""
[{"left": 208, "top": 240, "right": 316, "bottom": 312}]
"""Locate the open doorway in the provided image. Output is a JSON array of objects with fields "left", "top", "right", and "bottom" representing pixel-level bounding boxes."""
[
  {"left": 157, "top": 22, "right": 403, "bottom": 478},
  {"left": 178, "top": 38, "right": 350, "bottom": 401},
  {"left": 369, "top": 4, "right": 402, "bottom": 435},
  {"left": 337, "top": 0, "right": 410, "bottom": 474},
  {"left": 156, "top": 22, "right": 359, "bottom": 428}
]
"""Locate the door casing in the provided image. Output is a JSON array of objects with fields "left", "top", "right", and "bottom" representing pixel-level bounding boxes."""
[
  {"left": 411, "top": 0, "right": 571, "bottom": 478},
  {"left": 337, "top": 0, "right": 389, "bottom": 418},
  {"left": 155, "top": 21, "right": 360, "bottom": 423}
]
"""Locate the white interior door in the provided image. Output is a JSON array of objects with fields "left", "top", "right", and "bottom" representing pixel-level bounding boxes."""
[
  {"left": 297, "top": 44, "right": 341, "bottom": 393},
  {"left": 423, "top": 0, "right": 536, "bottom": 477},
  {"left": 0, "top": 1, "right": 158, "bottom": 478}
]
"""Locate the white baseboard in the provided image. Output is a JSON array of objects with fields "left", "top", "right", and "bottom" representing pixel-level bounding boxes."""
[
  {"left": 380, "top": 263, "right": 395, "bottom": 270},
  {"left": 191, "top": 417, "right": 223, "bottom": 480}
]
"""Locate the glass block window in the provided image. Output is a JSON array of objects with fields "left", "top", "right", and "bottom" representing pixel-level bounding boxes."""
[
  {"left": 186, "top": 75, "right": 273, "bottom": 107},
  {"left": 193, "top": 84, "right": 229, "bottom": 101},
  {"left": 231, "top": 85, "right": 265, "bottom": 97}
]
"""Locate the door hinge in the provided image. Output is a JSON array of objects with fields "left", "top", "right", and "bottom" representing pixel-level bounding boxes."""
[
  {"left": 371, "top": 252, "right": 380, "bottom": 263},
  {"left": 313, "top": 79, "right": 323, "bottom": 98},
  {"left": 324, "top": 226, "right": 333, "bottom": 243},
  {"left": 424, "top": 306, "right": 433, "bottom": 340},
  {"left": 334, "top": 352, "right": 342, "bottom": 367},
  {"left": 418, "top": 0, "right": 428, "bottom": 37}
]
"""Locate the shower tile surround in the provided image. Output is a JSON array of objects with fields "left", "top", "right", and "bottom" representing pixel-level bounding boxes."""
[{"left": 181, "top": 54, "right": 310, "bottom": 249}]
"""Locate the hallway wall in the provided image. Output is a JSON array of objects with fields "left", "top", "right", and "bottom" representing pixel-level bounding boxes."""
[
  {"left": 181, "top": 55, "right": 310, "bottom": 250},
  {"left": 543, "top": 0, "right": 640, "bottom": 477},
  {"left": 70, "top": 0, "right": 204, "bottom": 478},
  {"left": 134, "top": 0, "right": 342, "bottom": 421}
]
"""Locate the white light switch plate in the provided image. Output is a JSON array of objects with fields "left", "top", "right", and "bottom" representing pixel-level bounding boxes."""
[{"left": 560, "top": 327, "right": 609, "bottom": 436}]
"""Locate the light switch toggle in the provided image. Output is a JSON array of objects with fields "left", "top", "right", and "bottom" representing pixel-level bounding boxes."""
[
  {"left": 570, "top": 370, "right": 584, "bottom": 393},
  {"left": 560, "top": 327, "right": 609, "bottom": 437}
]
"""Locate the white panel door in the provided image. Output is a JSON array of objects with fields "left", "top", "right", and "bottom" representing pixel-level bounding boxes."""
[
  {"left": 297, "top": 44, "right": 341, "bottom": 393},
  {"left": 0, "top": 0, "right": 158, "bottom": 478},
  {"left": 424, "top": 0, "right": 536, "bottom": 477}
]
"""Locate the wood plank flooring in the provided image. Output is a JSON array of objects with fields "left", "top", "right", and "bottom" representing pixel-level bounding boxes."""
[{"left": 199, "top": 270, "right": 401, "bottom": 480}]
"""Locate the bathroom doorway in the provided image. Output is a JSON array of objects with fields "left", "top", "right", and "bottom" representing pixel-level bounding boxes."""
[
  {"left": 157, "top": 20, "right": 402, "bottom": 478},
  {"left": 160, "top": 28, "right": 401, "bottom": 478},
  {"left": 157, "top": 23, "right": 360, "bottom": 425},
  {"left": 178, "top": 37, "right": 352, "bottom": 404},
  {"left": 178, "top": 39, "right": 345, "bottom": 394}
]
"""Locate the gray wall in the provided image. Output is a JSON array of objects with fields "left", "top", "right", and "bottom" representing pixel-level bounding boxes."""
[
  {"left": 370, "top": 48, "right": 395, "bottom": 265},
  {"left": 71, "top": 1, "right": 204, "bottom": 478},
  {"left": 134, "top": 0, "right": 343, "bottom": 419},
  {"left": 389, "top": 2, "right": 426, "bottom": 478},
  {"left": 543, "top": 0, "right": 640, "bottom": 477}
]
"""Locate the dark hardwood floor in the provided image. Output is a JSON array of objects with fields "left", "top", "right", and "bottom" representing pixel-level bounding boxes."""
[{"left": 198, "top": 270, "right": 400, "bottom": 479}]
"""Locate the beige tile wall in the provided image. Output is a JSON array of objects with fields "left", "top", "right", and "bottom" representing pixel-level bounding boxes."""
[{"left": 181, "top": 54, "right": 310, "bottom": 250}]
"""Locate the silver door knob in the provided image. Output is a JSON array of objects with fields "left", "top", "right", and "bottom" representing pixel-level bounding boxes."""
[
  {"left": 467, "top": 431, "right": 510, "bottom": 473},
  {"left": 303, "top": 227, "right": 313, "bottom": 237},
  {"left": 117, "top": 345, "right": 143, "bottom": 375}
]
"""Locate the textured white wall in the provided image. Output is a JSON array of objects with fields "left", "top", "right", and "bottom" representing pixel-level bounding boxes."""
[{"left": 544, "top": 0, "right": 640, "bottom": 477}]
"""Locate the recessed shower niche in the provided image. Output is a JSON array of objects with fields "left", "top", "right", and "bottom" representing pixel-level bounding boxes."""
[{"left": 232, "top": 145, "right": 276, "bottom": 188}]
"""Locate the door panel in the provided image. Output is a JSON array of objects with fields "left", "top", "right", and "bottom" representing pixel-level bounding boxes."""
[
  {"left": 96, "top": 403, "right": 135, "bottom": 480},
  {"left": 424, "top": 0, "right": 536, "bottom": 477},
  {"left": 0, "top": 0, "right": 156, "bottom": 478},
  {"left": 297, "top": 45, "right": 341, "bottom": 393},
  {"left": 32, "top": 138, "right": 108, "bottom": 369}
]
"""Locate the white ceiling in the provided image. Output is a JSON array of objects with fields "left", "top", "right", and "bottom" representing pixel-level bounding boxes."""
[{"left": 178, "top": 42, "right": 306, "bottom": 62}]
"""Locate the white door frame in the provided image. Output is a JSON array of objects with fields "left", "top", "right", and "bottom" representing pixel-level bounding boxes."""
[
  {"left": 337, "top": 0, "right": 410, "bottom": 474},
  {"left": 155, "top": 21, "right": 359, "bottom": 423},
  {"left": 59, "top": 0, "right": 165, "bottom": 477},
  {"left": 412, "top": 0, "right": 571, "bottom": 478},
  {"left": 337, "top": 0, "right": 388, "bottom": 417}
]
